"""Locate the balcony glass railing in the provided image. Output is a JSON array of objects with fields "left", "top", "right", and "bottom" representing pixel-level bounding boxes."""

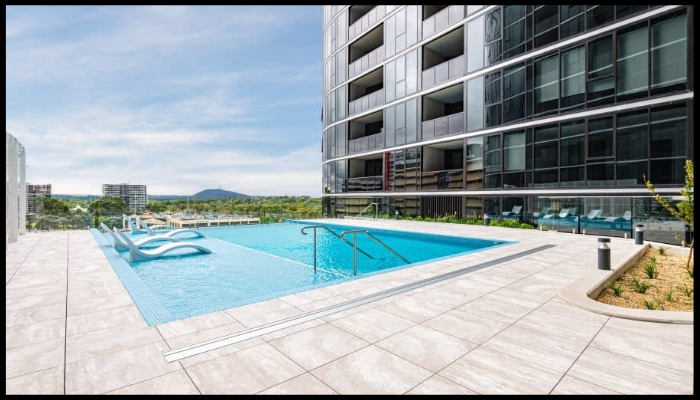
[
  {"left": 422, "top": 6, "right": 464, "bottom": 40},
  {"left": 421, "top": 169, "right": 464, "bottom": 190},
  {"left": 349, "top": 45, "right": 385, "bottom": 78},
  {"left": 422, "top": 56, "right": 464, "bottom": 89},
  {"left": 347, "top": 175, "right": 383, "bottom": 192},
  {"left": 349, "top": 89, "right": 385, "bottom": 115},
  {"left": 348, "top": 130, "right": 384, "bottom": 154},
  {"left": 421, "top": 111, "right": 464, "bottom": 140},
  {"left": 349, "top": 6, "right": 386, "bottom": 41}
]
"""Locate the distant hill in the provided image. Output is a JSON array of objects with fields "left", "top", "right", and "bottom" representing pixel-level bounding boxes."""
[
  {"left": 54, "top": 189, "right": 250, "bottom": 202},
  {"left": 191, "top": 188, "right": 250, "bottom": 199}
]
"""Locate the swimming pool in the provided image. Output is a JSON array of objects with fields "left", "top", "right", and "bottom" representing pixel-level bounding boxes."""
[{"left": 91, "top": 221, "right": 511, "bottom": 324}]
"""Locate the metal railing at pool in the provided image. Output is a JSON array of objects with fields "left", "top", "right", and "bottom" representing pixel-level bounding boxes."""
[
  {"left": 339, "top": 229, "right": 410, "bottom": 276},
  {"left": 300, "top": 225, "right": 373, "bottom": 272}
]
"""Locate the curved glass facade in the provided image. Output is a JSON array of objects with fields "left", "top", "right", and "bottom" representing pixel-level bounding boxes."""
[{"left": 321, "top": 5, "right": 694, "bottom": 244}]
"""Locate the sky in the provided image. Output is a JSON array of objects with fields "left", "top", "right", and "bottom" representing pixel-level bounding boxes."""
[{"left": 6, "top": 6, "right": 323, "bottom": 196}]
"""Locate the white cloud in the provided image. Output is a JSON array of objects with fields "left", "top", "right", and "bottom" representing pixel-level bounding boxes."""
[{"left": 6, "top": 6, "right": 323, "bottom": 196}]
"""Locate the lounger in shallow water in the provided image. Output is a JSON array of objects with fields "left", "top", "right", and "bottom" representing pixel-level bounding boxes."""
[
  {"left": 123, "top": 214, "right": 147, "bottom": 234},
  {"left": 137, "top": 218, "right": 206, "bottom": 238},
  {"left": 113, "top": 229, "right": 211, "bottom": 262},
  {"left": 101, "top": 224, "right": 181, "bottom": 251},
  {"left": 137, "top": 219, "right": 174, "bottom": 231}
]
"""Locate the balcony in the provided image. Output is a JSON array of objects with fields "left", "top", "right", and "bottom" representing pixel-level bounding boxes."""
[
  {"left": 422, "top": 112, "right": 464, "bottom": 140},
  {"left": 347, "top": 176, "right": 383, "bottom": 192},
  {"left": 421, "top": 169, "right": 464, "bottom": 190},
  {"left": 349, "top": 89, "right": 385, "bottom": 115},
  {"left": 349, "top": 45, "right": 385, "bottom": 79},
  {"left": 423, "top": 57, "right": 464, "bottom": 90},
  {"left": 349, "top": 24, "right": 384, "bottom": 79},
  {"left": 422, "top": 26, "right": 464, "bottom": 89},
  {"left": 422, "top": 5, "right": 464, "bottom": 40},
  {"left": 349, "top": 6, "right": 386, "bottom": 41},
  {"left": 349, "top": 131, "right": 384, "bottom": 154},
  {"left": 422, "top": 83, "right": 464, "bottom": 139}
]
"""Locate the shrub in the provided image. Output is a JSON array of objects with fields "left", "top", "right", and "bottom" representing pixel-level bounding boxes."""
[
  {"left": 612, "top": 283, "right": 623, "bottom": 297},
  {"left": 687, "top": 266, "right": 694, "bottom": 278},
  {"left": 657, "top": 246, "right": 666, "bottom": 256},
  {"left": 643, "top": 262, "right": 659, "bottom": 279},
  {"left": 642, "top": 298, "right": 660, "bottom": 310},
  {"left": 632, "top": 278, "right": 652, "bottom": 293},
  {"left": 681, "top": 285, "right": 694, "bottom": 297},
  {"left": 519, "top": 222, "right": 535, "bottom": 229},
  {"left": 665, "top": 287, "right": 674, "bottom": 302}
]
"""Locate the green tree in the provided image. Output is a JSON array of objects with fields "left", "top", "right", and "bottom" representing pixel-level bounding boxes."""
[
  {"left": 39, "top": 198, "right": 70, "bottom": 215},
  {"left": 645, "top": 160, "right": 694, "bottom": 268},
  {"left": 88, "top": 196, "right": 129, "bottom": 216}
]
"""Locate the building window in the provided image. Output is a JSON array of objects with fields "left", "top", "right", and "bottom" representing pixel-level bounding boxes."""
[
  {"left": 503, "top": 64, "right": 526, "bottom": 123},
  {"left": 560, "top": 5, "right": 585, "bottom": 39},
  {"left": 587, "top": 36, "right": 615, "bottom": 106},
  {"left": 560, "top": 46, "right": 585, "bottom": 110},
  {"left": 617, "top": 25, "right": 649, "bottom": 99},
  {"left": 587, "top": 117, "right": 614, "bottom": 159},
  {"left": 616, "top": 111, "right": 648, "bottom": 161},
  {"left": 586, "top": 5, "right": 614, "bottom": 30},
  {"left": 651, "top": 13, "right": 687, "bottom": 93},
  {"left": 650, "top": 106, "right": 686, "bottom": 159},
  {"left": 587, "top": 162, "right": 615, "bottom": 186},
  {"left": 534, "top": 5, "right": 558, "bottom": 48},
  {"left": 503, "top": 5, "right": 527, "bottom": 58},
  {"left": 534, "top": 55, "right": 558, "bottom": 114},
  {"left": 484, "top": 134, "right": 502, "bottom": 188},
  {"left": 485, "top": 72, "right": 502, "bottom": 127}
]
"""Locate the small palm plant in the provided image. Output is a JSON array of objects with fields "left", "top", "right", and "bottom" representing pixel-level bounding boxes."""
[
  {"left": 643, "top": 298, "right": 660, "bottom": 310},
  {"left": 657, "top": 246, "right": 666, "bottom": 256},
  {"left": 665, "top": 287, "right": 674, "bottom": 302},
  {"left": 680, "top": 285, "right": 694, "bottom": 298},
  {"left": 643, "top": 261, "right": 659, "bottom": 279},
  {"left": 633, "top": 277, "right": 652, "bottom": 293},
  {"left": 612, "top": 283, "right": 623, "bottom": 297}
]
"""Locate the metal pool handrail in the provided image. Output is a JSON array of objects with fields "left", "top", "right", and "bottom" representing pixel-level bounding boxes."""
[
  {"left": 340, "top": 229, "right": 410, "bottom": 276},
  {"left": 301, "top": 225, "right": 373, "bottom": 272}
]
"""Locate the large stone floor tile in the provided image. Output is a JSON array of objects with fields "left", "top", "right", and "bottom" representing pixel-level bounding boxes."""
[
  {"left": 422, "top": 309, "right": 508, "bottom": 344},
  {"left": 311, "top": 345, "right": 432, "bottom": 394},
  {"left": 567, "top": 347, "right": 692, "bottom": 394},
  {"left": 186, "top": 343, "right": 304, "bottom": 394},
  {"left": 260, "top": 373, "right": 337, "bottom": 394},
  {"left": 6, "top": 338, "right": 65, "bottom": 379},
  {"left": 439, "top": 347, "right": 562, "bottom": 394},
  {"left": 107, "top": 370, "right": 200, "bottom": 394},
  {"left": 377, "top": 325, "right": 476, "bottom": 373},
  {"left": 271, "top": 323, "right": 368, "bottom": 370},
  {"left": 329, "top": 308, "right": 414, "bottom": 343},
  {"left": 65, "top": 341, "right": 181, "bottom": 394},
  {"left": 5, "top": 365, "right": 64, "bottom": 395}
]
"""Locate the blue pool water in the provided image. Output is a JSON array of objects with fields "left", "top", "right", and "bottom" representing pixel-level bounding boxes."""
[{"left": 92, "top": 221, "right": 511, "bottom": 324}]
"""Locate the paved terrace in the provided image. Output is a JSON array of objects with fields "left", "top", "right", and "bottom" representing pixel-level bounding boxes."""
[{"left": 5, "top": 219, "right": 694, "bottom": 394}]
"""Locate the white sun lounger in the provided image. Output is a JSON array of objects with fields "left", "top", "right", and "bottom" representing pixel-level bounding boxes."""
[
  {"left": 113, "top": 229, "right": 211, "bottom": 262},
  {"left": 137, "top": 218, "right": 206, "bottom": 238},
  {"left": 100, "top": 224, "right": 181, "bottom": 251},
  {"left": 123, "top": 214, "right": 147, "bottom": 234},
  {"left": 136, "top": 219, "right": 174, "bottom": 231}
]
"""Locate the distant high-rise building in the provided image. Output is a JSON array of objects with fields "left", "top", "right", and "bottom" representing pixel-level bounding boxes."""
[
  {"left": 102, "top": 183, "right": 147, "bottom": 213},
  {"left": 321, "top": 5, "right": 693, "bottom": 243},
  {"left": 26, "top": 183, "right": 52, "bottom": 214}
]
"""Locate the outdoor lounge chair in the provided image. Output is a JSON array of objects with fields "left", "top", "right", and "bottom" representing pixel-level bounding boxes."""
[
  {"left": 604, "top": 210, "right": 632, "bottom": 223},
  {"left": 136, "top": 219, "right": 174, "bottom": 231},
  {"left": 113, "top": 229, "right": 211, "bottom": 262},
  {"left": 533, "top": 207, "right": 550, "bottom": 218},
  {"left": 581, "top": 209, "right": 603, "bottom": 221},
  {"left": 101, "top": 224, "right": 181, "bottom": 251},
  {"left": 543, "top": 208, "right": 568, "bottom": 220},
  {"left": 136, "top": 218, "right": 206, "bottom": 238},
  {"left": 502, "top": 205, "right": 522, "bottom": 218},
  {"left": 123, "top": 214, "right": 147, "bottom": 234}
]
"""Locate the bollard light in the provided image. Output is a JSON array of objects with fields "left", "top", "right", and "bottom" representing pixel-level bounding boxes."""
[
  {"left": 483, "top": 215, "right": 490, "bottom": 226},
  {"left": 634, "top": 224, "right": 644, "bottom": 245},
  {"left": 598, "top": 237, "right": 611, "bottom": 270}
]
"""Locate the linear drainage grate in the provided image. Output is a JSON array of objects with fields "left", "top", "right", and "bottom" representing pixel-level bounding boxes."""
[{"left": 162, "top": 244, "right": 555, "bottom": 362}]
